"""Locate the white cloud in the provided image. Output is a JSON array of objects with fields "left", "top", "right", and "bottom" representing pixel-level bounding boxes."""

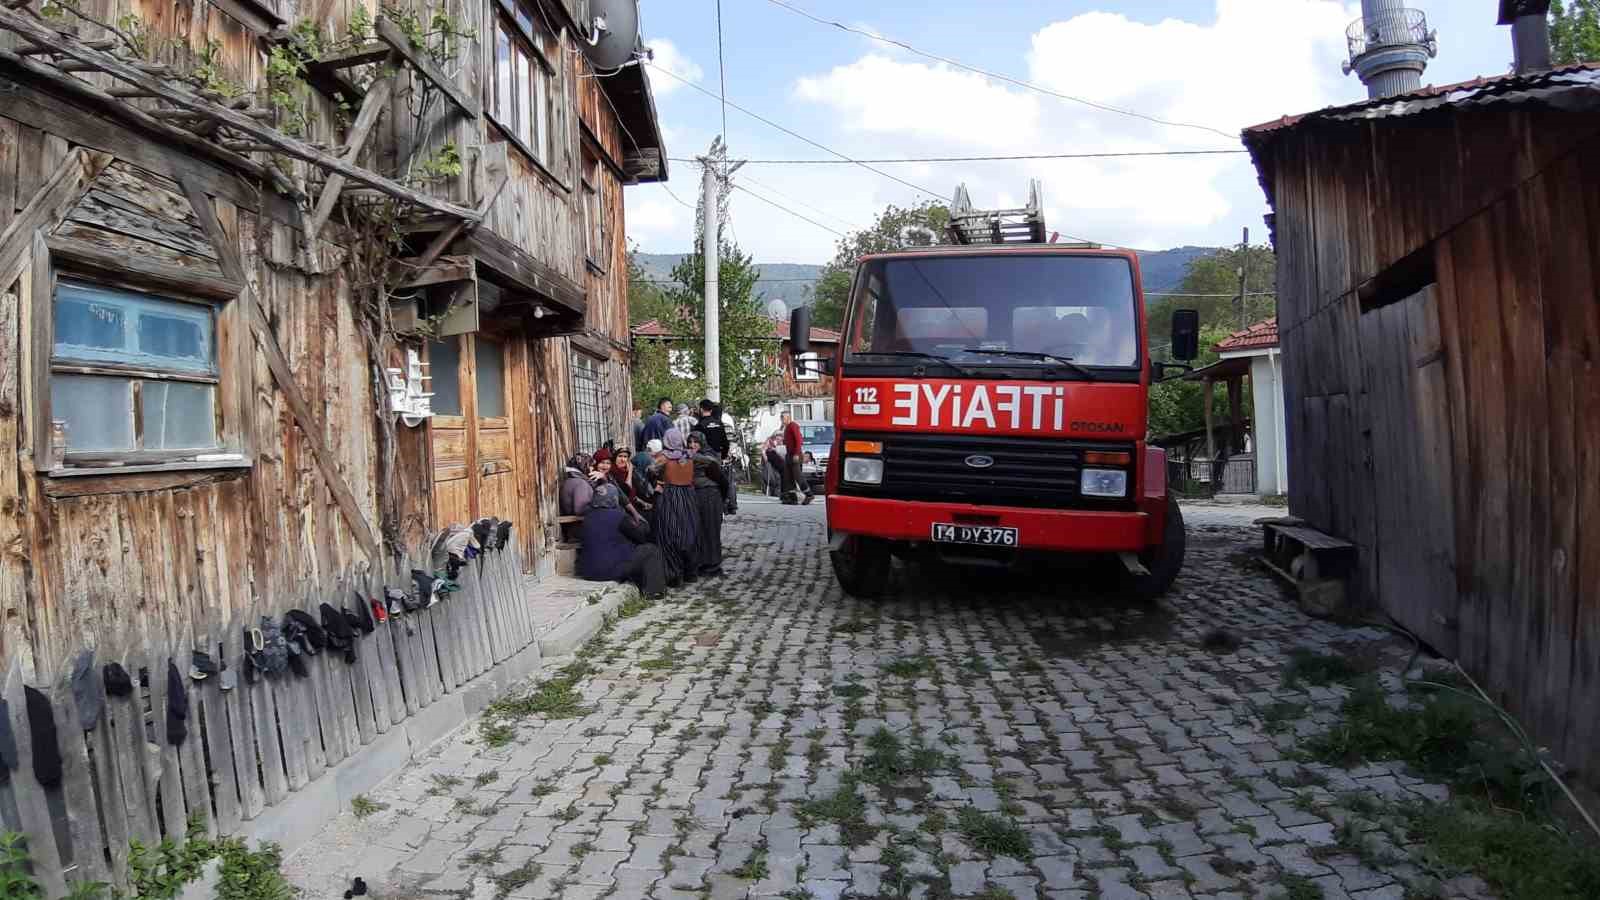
[
  {"left": 645, "top": 39, "right": 703, "bottom": 96},
  {"left": 774, "top": 0, "right": 1362, "bottom": 255},
  {"left": 794, "top": 55, "right": 1043, "bottom": 149}
]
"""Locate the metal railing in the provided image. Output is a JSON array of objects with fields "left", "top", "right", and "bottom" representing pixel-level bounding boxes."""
[
  {"left": 1167, "top": 457, "right": 1258, "bottom": 498},
  {"left": 1346, "top": 8, "right": 1430, "bottom": 60}
]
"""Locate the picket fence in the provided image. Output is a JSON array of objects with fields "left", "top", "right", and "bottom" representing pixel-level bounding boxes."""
[{"left": 0, "top": 533, "right": 537, "bottom": 897}]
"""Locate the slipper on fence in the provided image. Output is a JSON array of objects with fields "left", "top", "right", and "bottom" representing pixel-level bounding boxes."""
[{"left": 71, "top": 648, "right": 103, "bottom": 730}]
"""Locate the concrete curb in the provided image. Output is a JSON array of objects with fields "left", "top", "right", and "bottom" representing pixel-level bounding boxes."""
[{"left": 538, "top": 581, "right": 640, "bottom": 657}]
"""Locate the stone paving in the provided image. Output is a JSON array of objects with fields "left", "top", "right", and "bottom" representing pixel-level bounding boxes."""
[{"left": 286, "top": 502, "right": 1470, "bottom": 900}]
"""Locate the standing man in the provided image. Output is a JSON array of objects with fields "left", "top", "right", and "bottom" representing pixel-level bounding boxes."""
[
  {"left": 781, "top": 411, "right": 814, "bottom": 505},
  {"left": 630, "top": 405, "right": 646, "bottom": 453},
  {"left": 674, "top": 403, "right": 698, "bottom": 438},
  {"left": 698, "top": 398, "right": 736, "bottom": 514},
  {"left": 639, "top": 398, "right": 674, "bottom": 453}
]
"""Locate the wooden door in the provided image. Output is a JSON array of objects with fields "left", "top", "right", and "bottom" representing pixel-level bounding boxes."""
[
  {"left": 1360, "top": 285, "right": 1459, "bottom": 655},
  {"left": 428, "top": 335, "right": 519, "bottom": 530}
]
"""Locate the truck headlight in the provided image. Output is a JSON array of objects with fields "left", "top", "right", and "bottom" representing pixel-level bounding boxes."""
[
  {"left": 1081, "top": 468, "right": 1127, "bottom": 497},
  {"left": 842, "top": 457, "right": 883, "bottom": 485}
]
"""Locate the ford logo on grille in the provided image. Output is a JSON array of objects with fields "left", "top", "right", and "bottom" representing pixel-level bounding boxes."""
[{"left": 964, "top": 454, "right": 995, "bottom": 469}]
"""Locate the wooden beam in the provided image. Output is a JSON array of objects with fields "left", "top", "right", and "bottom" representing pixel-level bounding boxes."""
[
  {"left": 375, "top": 16, "right": 480, "bottom": 121},
  {"left": 179, "top": 176, "right": 383, "bottom": 563},
  {"left": 45, "top": 236, "right": 243, "bottom": 301},
  {"left": 0, "top": 9, "right": 479, "bottom": 223},
  {"left": 0, "top": 147, "right": 113, "bottom": 291},
  {"left": 307, "top": 60, "right": 399, "bottom": 239},
  {"left": 459, "top": 227, "right": 586, "bottom": 316},
  {"left": 406, "top": 162, "right": 511, "bottom": 278},
  {"left": 393, "top": 254, "right": 473, "bottom": 288},
  {"left": 204, "top": 0, "right": 284, "bottom": 36},
  {"left": 314, "top": 42, "right": 392, "bottom": 70}
]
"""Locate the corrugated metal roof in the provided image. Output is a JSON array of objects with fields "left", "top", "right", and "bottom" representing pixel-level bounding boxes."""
[
  {"left": 1244, "top": 63, "right": 1600, "bottom": 139},
  {"left": 1215, "top": 317, "right": 1279, "bottom": 352}
]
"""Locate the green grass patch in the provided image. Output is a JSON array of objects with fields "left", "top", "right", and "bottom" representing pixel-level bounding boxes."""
[
  {"left": 881, "top": 656, "right": 933, "bottom": 678},
  {"left": 617, "top": 595, "right": 652, "bottom": 619},
  {"left": 1398, "top": 801, "right": 1600, "bottom": 900},
  {"left": 797, "top": 778, "right": 876, "bottom": 846},
  {"left": 1282, "top": 649, "right": 1366, "bottom": 687},
  {"left": 492, "top": 862, "right": 540, "bottom": 900},
  {"left": 350, "top": 795, "right": 387, "bottom": 819},
  {"left": 1263, "top": 701, "right": 1309, "bottom": 733},
  {"left": 832, "top": 683, "right": 869, "bottom": 700},
  {"left": 955, "top": 808, "right": 1031, "bottom": 858},
  {"left": 731, "top": 849, "right": 770, "bottom": 881},
  {"left": 473, "top": 770, "right": 500, "bottom": 788},
  {"left": 1274, "top": 873, "right": 1323, "bottom": 899},
  {"left": 857, "top": 727, "right": 952, "bottom": 787}
]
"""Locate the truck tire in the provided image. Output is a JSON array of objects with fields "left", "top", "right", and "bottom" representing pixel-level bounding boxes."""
[
  {"left": 831, "top": 533, "right": 892, "bottom": 598},
  {"left": 1126, "top": 497, "right": 1186, "bottom": 601}
]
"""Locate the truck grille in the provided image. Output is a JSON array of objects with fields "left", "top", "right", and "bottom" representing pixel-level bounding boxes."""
[{"left": 840, "top": 432, "right": 1136, "bottom": 510}]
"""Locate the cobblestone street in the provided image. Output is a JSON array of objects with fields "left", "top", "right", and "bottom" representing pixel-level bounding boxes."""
[{"left": 287, "top": 501, "right": 1464, "bottom": 900}]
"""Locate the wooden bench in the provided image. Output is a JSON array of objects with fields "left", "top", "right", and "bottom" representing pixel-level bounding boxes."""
[{"left": 1258, "top": 517, "right": 1357, "bottom": 617}]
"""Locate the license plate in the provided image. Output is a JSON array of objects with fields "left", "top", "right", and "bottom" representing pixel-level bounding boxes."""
[{"left": 931, "top": 523, "right": 1018, "bottom": 547}]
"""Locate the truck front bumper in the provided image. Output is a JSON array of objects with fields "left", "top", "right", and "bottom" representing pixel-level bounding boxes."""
[{"left": 825, "top": 495, "right": 1152, "bottom": 553}]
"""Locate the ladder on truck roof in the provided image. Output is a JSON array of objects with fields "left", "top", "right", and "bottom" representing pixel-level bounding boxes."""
[{"left": 946, "top": 180, "right": 1050, "bottom": 245}]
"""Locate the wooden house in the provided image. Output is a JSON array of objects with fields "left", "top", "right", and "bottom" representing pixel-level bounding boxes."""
[
  {"left": 0, "top": 0, "right": 664, "bottom": 681},
  {"left": 1243, "top": 63, "right": 1600, "bottom": 781}
]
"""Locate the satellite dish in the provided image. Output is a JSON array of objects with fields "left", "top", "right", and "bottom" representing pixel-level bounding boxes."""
[{"left": 584, "top": 0, "right": 641, "bottom": 70}]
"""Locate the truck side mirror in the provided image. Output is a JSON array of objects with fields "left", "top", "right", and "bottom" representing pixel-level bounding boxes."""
[
  {"left": 789, "top": 307, "right": 812, "bottom": 356},
  {"left": 1171, "top": 309, "right": 1200, "bottom": 362}
]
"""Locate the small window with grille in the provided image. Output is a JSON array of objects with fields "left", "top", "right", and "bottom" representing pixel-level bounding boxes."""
[{"left": 571, "top": 350, "right": 606, "bottom": 452}]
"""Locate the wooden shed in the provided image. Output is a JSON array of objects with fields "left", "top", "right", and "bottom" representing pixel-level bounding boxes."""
[{"left": 1244, "top": 63, "right": 1600, "bottom": 781}]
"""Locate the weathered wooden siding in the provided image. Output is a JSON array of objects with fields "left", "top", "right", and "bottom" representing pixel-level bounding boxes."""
[{"left": 1264, "top": 107, "right": 1600, "bottom": 784}]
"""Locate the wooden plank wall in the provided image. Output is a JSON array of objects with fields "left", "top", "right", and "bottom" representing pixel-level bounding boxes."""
[
  {"left": 1266, "top": 109, "right": 1600, "bottom": 783},
  {"left": 0, "top": 536, "right": 537, "bottom": 894}
]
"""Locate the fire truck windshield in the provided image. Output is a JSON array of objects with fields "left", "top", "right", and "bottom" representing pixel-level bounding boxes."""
[{"left": 845, "top": 254, "right": 1140, "bottom": 375}]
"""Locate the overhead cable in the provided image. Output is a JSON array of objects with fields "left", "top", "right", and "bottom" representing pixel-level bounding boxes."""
[
  {"left": 763, "top": 0, "right": 1237, "bottom": 140},
  {"left": 729, "top": 183, "right": 850, "bottom": 238},
  {"left": 667, "top": 149, "right": 1248, "bottom": 165}
]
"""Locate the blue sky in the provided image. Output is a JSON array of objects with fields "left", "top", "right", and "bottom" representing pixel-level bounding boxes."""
[{"left": 624, "top": 1, "right": 1520, "bottom": 263}]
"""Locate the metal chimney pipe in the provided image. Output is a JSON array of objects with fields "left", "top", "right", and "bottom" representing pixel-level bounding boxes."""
[
  {"left": 1344, "top": 0, "right": 1437, "bottom": 99},
  {"left": 1511, "top": 14, "right": 1551, "bottom": 73}
]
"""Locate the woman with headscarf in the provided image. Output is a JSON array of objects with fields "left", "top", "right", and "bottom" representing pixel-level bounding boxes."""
[
  {"left": 612, "top": 448, "right": 653, "bottom": 512},
  {"left": 648, "top": 430, "right": 701, "bottom": 586},
  {"left": 578, "top": 483, "right": 667, "bottom": 598},
  {"left": 560, "top": 452, "right": 595, "bottom": 517},
  {"left": 687, "top": 431, "right": 728, "bottom": 577}
]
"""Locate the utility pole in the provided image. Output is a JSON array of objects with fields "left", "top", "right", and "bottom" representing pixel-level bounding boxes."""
[
  {"left": 1236, "top": 226, "right": 1251, "bottom": 331},
  {"left": 702, "top": 149, "right": 722, "bottom": 403}
]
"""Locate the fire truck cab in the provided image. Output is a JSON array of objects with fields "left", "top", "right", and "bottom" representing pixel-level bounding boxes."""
[{"left": 789, "top": 183, "right": 1201, "bottom": 599}]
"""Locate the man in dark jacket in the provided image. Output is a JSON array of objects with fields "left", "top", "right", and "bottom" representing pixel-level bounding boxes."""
[
  {"left": 639, "top": 397, "right": 675, "bottom": 450},
  {"left": 698, "top": 399, "right": 738, "bottom": 514},
  {"left": 578, "top": 485, "right": 666, "bottom": 598}
]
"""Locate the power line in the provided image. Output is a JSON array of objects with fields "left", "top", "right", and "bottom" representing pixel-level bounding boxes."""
[
  {"left": 667, "top": 149, "right": 1248, "bottom": 165},
  {"left": 646, "top": 63, "right": 1141, "bottom": 252},
  {"left": 632, "top": 277, "right": 825, "bottom": 284},
  {"left": 738, "top": 174, "right": 866, "bottom": 232},
  {"left": 764, "top": 0, "right": 1237, "bottom": 140},
  {"left": 646, "top": 62, "right": 947, "bottom": 202},
  {"left": 729, "top": 183, "right": 850, "bottom": 238},
  {"left": 715, "top": 0, "right": 728, "bottom": 141},
  {"left": 660, "top": 182, "right": 697, "bottom": 210}
]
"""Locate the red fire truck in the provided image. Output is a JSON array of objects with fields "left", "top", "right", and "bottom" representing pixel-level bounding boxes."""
[{"left": 788, "top": 184, "right": 1200, "bottom": 599}]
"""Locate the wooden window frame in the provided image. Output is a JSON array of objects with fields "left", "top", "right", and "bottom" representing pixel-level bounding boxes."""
[
  {"left": 485, "top": 0, "right": 571, "bottom": 190},
  {"left": 33, "top": 238, "right": 250, "bottom": 478},
  {"left": 581, "top": 149, "right": 609, "bottom": 274}
]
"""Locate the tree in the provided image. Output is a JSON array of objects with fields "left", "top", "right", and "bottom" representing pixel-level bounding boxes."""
[
  {"left": 627, "top": 246, "right": 675, "bottom": 327},
  {"left": 1145, "top": 244, "right": 1277, "bottom": 439},
  {"left": 1551, "top": 0, "right": 1600, "bottom": 65},
  {"left": 810, "top": 201, "right": 951, "bottom": 329}
]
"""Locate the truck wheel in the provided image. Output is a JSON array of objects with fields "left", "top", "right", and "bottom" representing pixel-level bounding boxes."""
[
  {"left": 831, "top": 533, "right": 892, "bottom": 598},
  {"left": 1126, "top": 497, "right": 1186, "bottom": 601}
]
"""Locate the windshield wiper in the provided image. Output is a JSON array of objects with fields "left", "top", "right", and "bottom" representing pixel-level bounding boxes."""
[
  {"left": 955, "top": 348, "right": 1098, "bottom": 381},
  {"left": 853, "top": 351, "right": 979, "bottom": 377}
]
